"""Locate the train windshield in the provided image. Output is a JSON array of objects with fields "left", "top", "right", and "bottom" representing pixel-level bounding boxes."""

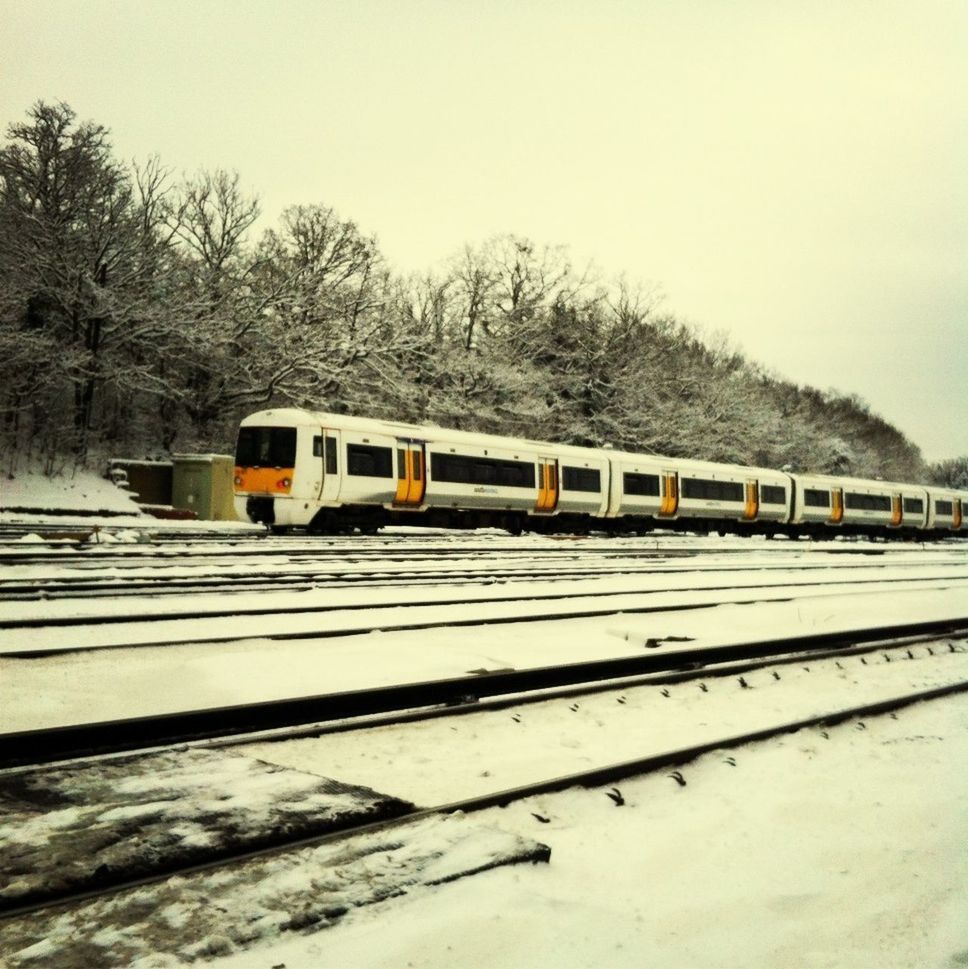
[{"left": 235, "top": 426, "right": 297, "bottom": 468}]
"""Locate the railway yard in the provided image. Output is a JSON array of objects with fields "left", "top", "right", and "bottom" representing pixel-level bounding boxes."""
[{"left": 1, "top": 525, "right": 967, "bottom": 967}]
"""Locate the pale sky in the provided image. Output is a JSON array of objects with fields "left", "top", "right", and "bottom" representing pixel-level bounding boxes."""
[{"left": 2, "top": 0, "right": 966, "bottom": 461}]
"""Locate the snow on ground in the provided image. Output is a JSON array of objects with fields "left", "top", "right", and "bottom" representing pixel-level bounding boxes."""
[
  {"left": 257, "top": 693, "right": 967, "bottom": 969},
  {"left": 3, "top": 586, "right": 966, "bottom": 732},
  {"left": 2, "top": 520, "right": 966, "bottom": 967},
  {"left": 0, "top": 468, "right": 145, "bottom": 516},
  {"left": 0, "top": 812, "right": 549, "bottom": 969},
  {"left": 236, "top": 646, "right": 968, "bottom": 807},
  {"left": 0, "top": 748, "right": 411, "bottom": 909}
]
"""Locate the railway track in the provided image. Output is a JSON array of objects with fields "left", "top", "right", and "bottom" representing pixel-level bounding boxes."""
[
  {"left": 4, "top": 573, "right": 967, "bottom": 658},
  {"left": 3, "top": 620, "right": 965, "bottom": 769},
  {"left": 2, "top": 552, "right": 965, "bottom": 600},
  {"left": 2, "top": 670, "right": 965, "bottom": 924},
  {"left": 1, "top": 530, "right": 962, "bottom": 564}
]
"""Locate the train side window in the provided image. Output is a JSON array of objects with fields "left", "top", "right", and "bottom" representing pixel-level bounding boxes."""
[
  {"left": 623, "top": 472, "right": 660, "bottom": 496},
  {"left": 347, "top": 443, "right": 393, "bottom": 478},
  {"left": 760, "top": 485, "right": 786, "bottom": 505},
  {"left": 936, "top": 499, "right": 953, "bottom": 516},
  {"left": 313, "top": 435, "right": 323, "bottom": 458},
  {"left": 563, "top": 467, "right": 601, "bottom": 492},
  {"left": 681, "top": 478, "right": 744, "bottom": 502},
  {"left": 499, "top": 460, "right": 534, "bottom": 487},
  {"left": 804, "top": 489, "right": 829, "bottom": 507},
  {"left": 397, "top": 448, "right": 406, "bottom": 479},
  {"left": 324, "top": 436, "right": 338, "bottom": 475},
  {"left": 845, "top": 493, "right": 891, "bottom": 512},
  {"left": 431, "top": 453, "right": 534, "bottom": 488},
  {"left": 474, "top": 461, "right": 498, "bottom": 484},
  {"left": 903, "top": 497, "right": 924, "bottom": 514}
]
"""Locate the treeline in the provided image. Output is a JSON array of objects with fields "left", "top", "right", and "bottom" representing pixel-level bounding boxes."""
[{"left": 0, "top": 101, "right": 947, "bottom": 484}]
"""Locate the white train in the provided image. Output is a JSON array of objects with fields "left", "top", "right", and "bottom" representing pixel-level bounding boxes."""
[{"left": 233, "top": 408, "right": 966, "bottom": 539}]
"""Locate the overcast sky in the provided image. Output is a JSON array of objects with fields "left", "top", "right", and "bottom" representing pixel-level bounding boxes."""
[{"left": 2, "top": 0, "right": 965, "bottom": 461}]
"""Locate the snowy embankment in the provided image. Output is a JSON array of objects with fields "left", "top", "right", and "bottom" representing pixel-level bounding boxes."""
[
  {"left": 0, "top": 468, "right": 258, "bottom": 533},
  {"left": 0, "top": 468, "right": 145, "bottom": 517}
]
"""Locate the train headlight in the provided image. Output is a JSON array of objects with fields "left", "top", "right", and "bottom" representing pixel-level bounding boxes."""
[
  {"left": 234, "top": 475, "right": 242, "bottom": 486},
  {"left": 279, "top": 477, "right": 292, "bottom": 488}
]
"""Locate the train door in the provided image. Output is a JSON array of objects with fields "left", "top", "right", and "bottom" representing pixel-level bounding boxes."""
[
  {"left": 535, "top": 458, "right": 559, "bottom": 512},
  {"left": 954, "top": 499, "right": 963, "bottom": 530},
  {"left": 318, "top": 428, "right": 341, "bottom": 502},
  {"left": 830, "top": 487, "right": 844, "bottom": 524},
  {"left": 394, "top": 440, "right": 426, "bottom": 507},
  {"left": 890, "top": 494, "right": 903, "bottom": 527},
  {"left": 743, "top": 480, "right": 760, "bottom": 520},
  {"left": 658, "top": 470, "right": 679, "bottom": 517}
]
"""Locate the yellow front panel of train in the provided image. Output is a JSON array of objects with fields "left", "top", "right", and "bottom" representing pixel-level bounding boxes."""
[{"left": 234, "top": 467, "right": 294, "bottom": 495}]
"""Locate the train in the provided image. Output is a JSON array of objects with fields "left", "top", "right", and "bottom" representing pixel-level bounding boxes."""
[{"left": 233, "top": 408, "right": 966, "bottom": 540}]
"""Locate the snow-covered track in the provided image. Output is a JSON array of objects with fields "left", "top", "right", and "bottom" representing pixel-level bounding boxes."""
[
  {"left": 4, "top": 572, "right": 967, "bottom": 657},
  {"left": 2, "top": 619, "right": 965, "bottom": 770},
  {"left": 2, "top": 553, "right": 964, "bottom": 601},
  {"left": 2, "top": 677, "right": 964, "bottom": 924}
]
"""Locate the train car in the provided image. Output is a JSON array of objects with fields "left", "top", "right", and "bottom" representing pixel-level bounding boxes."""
[
  {"left": 788, "top": 473, "right": 930, "bottom": 538},
  {"left": 234, "top": 408, "right": 610, "bottom": 534},
  {"left": 926, "top": 488, "right": 964, "bottom": 534},
  {"left": 604, "top": 450, "right": 791, "bottom": 536}
]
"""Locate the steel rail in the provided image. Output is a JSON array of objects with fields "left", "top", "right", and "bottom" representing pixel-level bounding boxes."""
[
  {"left": 3, "top": 573, "right": 964, "bottom": 630},
  {"left": 208, "top": 632, "right": 966, "bottom": 747},
  {"left": 5, "top": 583, "right": 966, "bottom": 659},
  {"left": 3, "top": 677, "right": 965, "bottom": 922},
  {"left": 2, "top": 536, "right": 955, "bottom": 563},
  {"left": 2, "top": 556, "right": 961, "bottom": 599},
  {"left": 2, "top": 617, "right": 965, "bottom": 769}
]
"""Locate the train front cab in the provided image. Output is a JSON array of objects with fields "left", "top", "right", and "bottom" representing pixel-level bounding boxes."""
[{"left": 233, "top": 409, "right": 332, "bottom": 530}]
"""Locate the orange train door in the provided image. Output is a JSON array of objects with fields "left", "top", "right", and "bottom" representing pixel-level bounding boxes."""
[
  {"left": 830, "top": 488, "right": 844, "bottom": 524},
  {"left": 890, "top": 494, "right": 903, "bottom": 527},
  {"left": 394, "top": 440, "right": 426, "bottom": 507},
  {"left": 658, "top": 470, "right": 679, "bottom": 517},
  {"left": 954, "top": 500, "right": 963, "bottom": 530},
  {"left": 743, "top": 480, "right": 759, "bottom": 521},
  {"left": 535, "top": 458, "right": 559, "bottom": 513}
]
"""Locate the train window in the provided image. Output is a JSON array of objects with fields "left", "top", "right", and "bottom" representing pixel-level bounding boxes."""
[
  {"left": 760, "top": 485, "right": 786, "bottom": 505},
  {"left": 347, "top": 443, "right": 393, "bottom": 478},
  {"left": 324, "top": 436, "right": 337, "bottom": 475},
  {"left": 935, "top": 499, "right": 954, "bottom": 516},
  {"left": 474, "top": 461, "right": 498, "bottom": 484},
  {"left": 845, "top": 493, "right": 891, "bottom": 512},
  {"left": 412, "top": 451, "right": 422, "bottom": 480},
  {"left": 235, "top": 427, "right": 297, "bottom": 468},
  {"left": 563, "top": 466, "right": 602, "bottom": 492},
  {"left": 497, "top": 460, "right": 534, "bottom": 487},
  {"left": 623, "top": 472, "right": 660, "bottom": 496},
  {"left": 803, "top": 489, "right": 830, "bottom": 507},
  {"left": 313, "top": 435, "right": 323, "bottom": 458},
  {"left": 430, "top": 453, "right": 535, "bottom": 488},
  {"left": 397, "top": 448, "right": 406, "bottom": 479},
  {"left": 903, "top": 497, "right": 924, "bottom": 515},
  {"left": 681, "top": 478, "right": 744, "bottom": 502}
]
